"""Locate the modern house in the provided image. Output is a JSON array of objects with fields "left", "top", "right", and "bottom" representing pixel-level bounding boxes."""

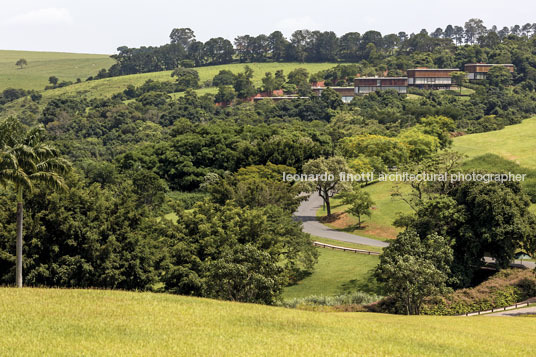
[
  {"left": 406, "top": 68, "right": 459, "bottom": 89},
  {"left": 354, "top": 77, "right": 408, "bottom": 94},
  {"left": 311, "top": 87, "right": 355, "bottom": 102},
  {"left": 464, "top": 63, "right": 515, "bottom": 80}
]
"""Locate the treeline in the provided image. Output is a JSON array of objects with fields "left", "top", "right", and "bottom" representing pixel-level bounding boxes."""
[{"left": 94, "top": 19, "right": 536, "bottom": 78}]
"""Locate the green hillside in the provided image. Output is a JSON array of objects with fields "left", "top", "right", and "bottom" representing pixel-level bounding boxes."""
[
  {"left": 0, "top": 50, "right": 114, "bottom": 91},
  {"left": 0, "top": 52, "right": 344, "bottom": 99},
  {"left": 0, "top": 288, "right": 534, "bottom": 356},
  {"left": 453, "top": 117, "right": 536, "bottom": 169},
  {"left": 42, "top": 62, "right": 343, "bottom": 99}
]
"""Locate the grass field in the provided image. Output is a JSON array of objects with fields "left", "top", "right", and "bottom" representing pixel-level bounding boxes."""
[
  {"left": 1, "top": 288, "right": 535, "bottom": 356},
  {"left": 43, "top": 62, "right": 346, "bottom": 99},
  {"left": 317, "top": 181, "right": 410, "bottom": 241},
  {"left": 2, "top": 57, "right": 346, "bottom": 100},
  {"left": 453, "top": 116, "right": 536, "bottom": 169},
  {"left": 283, "top": 245, "right": 380, "bottom": 299},
  {"left": 0, "top": 50, "right": 114, "bottom": 91}
]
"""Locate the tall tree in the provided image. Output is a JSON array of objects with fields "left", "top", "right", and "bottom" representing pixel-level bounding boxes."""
[
  {"left": 464, "top": 18, "right": 487, "bottom": 44},
  {"left": 169, "top": 28, "right": 195, "bottom": 49},
  {"left": 268, "top": 31, "right": 288, "bottom": 62},
  {"left": 302, "top": 156, "right": 351, "bottom": 216},
  {"left": 0, "top": 119, "right": 70, "bottom": 287}
]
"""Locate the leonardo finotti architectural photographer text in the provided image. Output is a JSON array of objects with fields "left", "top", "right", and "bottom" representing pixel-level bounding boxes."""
[{"left": 282, "top": 172, "right": 527, "bottom": 183}]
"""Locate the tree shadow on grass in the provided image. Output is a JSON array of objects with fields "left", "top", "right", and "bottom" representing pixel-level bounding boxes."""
[{"left": 339, "top": 270, "right": 385, "bottom": 295}]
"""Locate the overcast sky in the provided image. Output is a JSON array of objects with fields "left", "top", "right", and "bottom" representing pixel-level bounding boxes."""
[{"left": 1, "top": 0, "right": 535, "bottom": 54}]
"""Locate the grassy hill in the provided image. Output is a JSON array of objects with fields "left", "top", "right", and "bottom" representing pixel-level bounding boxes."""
[
  {"left": 41, "top": 62, "right": 344, "bottom": 99},
  {"left": 453, "top": 117, "right": 536, "bottom": 169},
  {"left": 0, "top": 51, "right": 345, "bottom": 100},
  {"left": 0, "top": 50, "right": 114, "bottom": 91},
  {"left": 0, "top": 288, "right": 534, "bottom": 356}
]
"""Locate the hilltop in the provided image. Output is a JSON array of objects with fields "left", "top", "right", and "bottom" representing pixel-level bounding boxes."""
[{"left": 0, "top": 50, "right": 114, "bottom": 91}]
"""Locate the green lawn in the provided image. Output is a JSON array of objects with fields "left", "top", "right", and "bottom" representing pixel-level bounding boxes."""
[
  {"left": 283, "top": 246, "right": 380, "bottom": 299},
  {"left": 0, "top": 50, "right": 114, "bottom": 91},
  {"left": 453, "top": 116, "right": 536, "bottom": 169},
  {"left": 1, "top": 288, "right": 535, "bottom": 356},
  {"left": 317, "top": 181, "right": 410, "bottom": 241}
]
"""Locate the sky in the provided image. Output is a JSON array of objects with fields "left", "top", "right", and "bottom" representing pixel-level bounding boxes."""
[{"left": 1, "top": 0, "right": 535, "bottom": 54}]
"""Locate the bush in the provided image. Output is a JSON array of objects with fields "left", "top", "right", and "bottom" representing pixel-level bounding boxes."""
[{"left": 279, "top": 291, "right": 382, "bottom": 309}]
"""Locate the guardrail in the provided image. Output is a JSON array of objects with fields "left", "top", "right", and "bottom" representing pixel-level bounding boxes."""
[
  {"left": 461, "top": 301, "right": 532, "bottom": 316},
  {"left": 313, "top": 241, "right": 381, "bottom": 255}
]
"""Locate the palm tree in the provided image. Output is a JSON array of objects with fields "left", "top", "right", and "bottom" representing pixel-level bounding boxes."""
[{"left": 0, "top": 118, "right": 70, "bottom": 287}]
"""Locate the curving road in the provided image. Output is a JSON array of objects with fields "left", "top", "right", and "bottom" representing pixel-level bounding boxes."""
[
  {"left": 293, "top": 193, "right": 389, "bottom": 248},
  {"left": 294, "top": 193, "right": 536, "bottom": 269}
]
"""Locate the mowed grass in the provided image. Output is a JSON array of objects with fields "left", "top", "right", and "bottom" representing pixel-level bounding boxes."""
[
  {"left": 283, "top": 246, "right": 380, "bottom": 299},
  {"left": 0, "top": 50, "right": 114, "bottom": 91},
  {"left": 317, "top": 181, "right": 410, "bottom": 241},
  {"left": 453, "top": 116, "right": 536, "bottom": 169},
  {"left": 37, "top": 62, "right": 347, "bottom": 100},
  {"left": 1, "top": 288, "right": 536, "bottom": 356}
]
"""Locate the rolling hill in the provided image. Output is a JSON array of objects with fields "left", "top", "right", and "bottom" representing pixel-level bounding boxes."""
[
  {"left": 453, "top": 117, "right": 536, "bottom": 169},
  {"left": 0, "top": 50, "right": 345, "bottom": 100},
  {"left": 1, "top": 288, "right": 534, "bottom": 356},
  {"left": 0, "top": 50, "right": 114, "bottom": 91}
]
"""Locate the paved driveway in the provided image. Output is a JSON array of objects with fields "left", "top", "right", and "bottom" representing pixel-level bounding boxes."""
[
  {"left": 293, "top": 193, "right": 388, "bottom": 248},
  {"left": 294, "top": 193, "right": 536, "bottom": 270}
]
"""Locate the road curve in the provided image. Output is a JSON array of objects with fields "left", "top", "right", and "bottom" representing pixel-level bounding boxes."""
[
  {"left": 294, "top": 193, "right": 536, "bottom": 269},
  {"left": 293, "top": 193, "right": 389, "bottom": 248}
]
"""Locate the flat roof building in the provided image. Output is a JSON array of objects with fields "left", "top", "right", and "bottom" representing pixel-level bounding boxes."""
[
  {"left": 354, "top": 77, "right": 408, "bottom": 94},
  {"left": 407, "top": 68, "right": 459, "bottom": 89},
  {"left": 464, "top": 63, "right": 514, "bottom": 80}
]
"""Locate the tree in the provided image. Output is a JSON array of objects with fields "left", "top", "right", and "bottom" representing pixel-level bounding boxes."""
[
  {"left": 464, "top": 18, "right": 487, "bottom": 44},
  {"left": 15, "top": 58, "right": 27, "bottom": 69},
  {"left": 171, "top": 67, "right": 200, "bottom": 90},
  {"left": 233, "top": 66, "right": 256, "bottom": 99},
  {"left": 203, "top": 37, "right": 234, "bottom": 65},
  {"left": 340, "top": 134, "right": 409, "bottom": 170},
  {"left": 398, "top": 127, "right": 440, "bottom": 162},
  {"left": 268, "top": 31, "right": 288, "bottom": 61},
  {"left": 407, "top": 179, "right": 536, "bottom": 288},
  {"left": 375, "top": 230, "right": 453, "bottom": 315},
  {"left": 443, "top": 25, "right": 454, "bottom": 40},
  {"left": 341, "top": 187, "right": 374, "bottom": 227},
  {"left": 487, "top": 66, "right": 512, "bottom": 88},
  {"left": 164, "top": 200, "right": 317, "bottom": 303},
  {"left": 302, "top": 156, "right": 352, "bottom": 216},
  {"left": 339, "top": 32, "right": 361, "bottom": 61},
  {"left": 0, "top": 119, "right": 70, "bottom": 287},
  {"left": 450, "top": 71, "right": 467, "bottom": 94},
  {"left": 287, "top": 68, "right": 310, "bottom": 96},
  {"left": 212, "top": 70, "right": 236, "bottom": 87},
  {"left": 169, "top": 28, "right": 195, "bottom": 49},
  {"left": 261, "top": 72, "right": 276, "bottom": 93},
  {"left": 215, "top": 85, "right": 236, "bottom": 104},
  {"left": 453, "top": 26, "right": 465, "bottom": 45},
  {"left": 48, "top": 76, "right": 59, "bottom": 87}
]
